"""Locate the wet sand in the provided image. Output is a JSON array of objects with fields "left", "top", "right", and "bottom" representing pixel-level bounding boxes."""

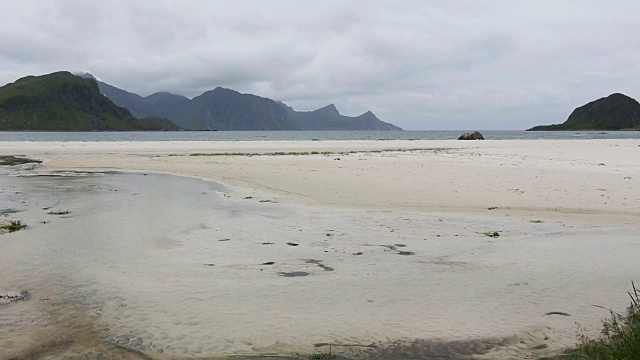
[{"left": 1, "top": 140, "right": 639, "bottom": 359}]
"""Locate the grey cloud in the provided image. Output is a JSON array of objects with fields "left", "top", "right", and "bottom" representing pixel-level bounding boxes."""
[{"left": 1, "top": 0, "right": 639, "bottom": 129}]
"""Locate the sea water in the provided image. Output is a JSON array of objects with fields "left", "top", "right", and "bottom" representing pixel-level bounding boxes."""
[{"left": 0, "top": 130, "right": 639, "bottom": 142}]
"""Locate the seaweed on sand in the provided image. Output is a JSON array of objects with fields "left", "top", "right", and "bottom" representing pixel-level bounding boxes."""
[{"left": 1, "top": 220, "right": 27, "bottom": 232}]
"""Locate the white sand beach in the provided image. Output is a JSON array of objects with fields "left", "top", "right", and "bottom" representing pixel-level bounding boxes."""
[{"left": 1, "top": 139, "right": 639, "bottom": 359}]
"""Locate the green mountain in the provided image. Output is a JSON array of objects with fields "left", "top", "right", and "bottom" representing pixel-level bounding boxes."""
[
  {"left": 528, "top": 93, "right": 640, "bottom": 131},
  {"left": 282, "top": 103, "right": 401, "bottom": 131},
  {"left": 0, "top": 72, "right": 181, "bottom": 131},
  {"left": 82, "top": 74, "right": 401, "bottom": 131}
]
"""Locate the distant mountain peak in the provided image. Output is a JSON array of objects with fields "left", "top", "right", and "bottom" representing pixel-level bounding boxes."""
[
  {"left": 65, "top": 74, "right": 403, "bottom": 131},
  {"left": 166, "top": 91, "right": 185, "bottom": 96},
  {"left": 316, "top": 104, "right": 340, "bottom": 115},
  {"left": 75, "top": 72, "right": 97, "bottom": 80},
  {"left": 609, "top": 92, "right": 628, "bottom": 98},
  {"left": 284, "top": 102, "right": 401, "bottom": 131},
  {"left": 147, "top": 91, "right": 188, "bottom": 99},
  {"left": 211, "top": 86, "right": 239, "bottom": 94}
]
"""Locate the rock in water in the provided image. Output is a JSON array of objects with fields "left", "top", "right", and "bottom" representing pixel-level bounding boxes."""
[{"left": 458, "top": 131, "right": 485, "bottom": 140}]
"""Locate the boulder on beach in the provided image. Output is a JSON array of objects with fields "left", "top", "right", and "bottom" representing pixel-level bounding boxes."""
[{"left": 458, "top": 131, "right": 485, "bottom": 140}]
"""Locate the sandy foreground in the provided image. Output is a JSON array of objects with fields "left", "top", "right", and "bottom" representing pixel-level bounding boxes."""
[{"left": 1, "top": 139, "right": 640, "bottom": 359}]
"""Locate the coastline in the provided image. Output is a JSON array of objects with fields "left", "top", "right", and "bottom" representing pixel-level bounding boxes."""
[{"left": 1, "top": 139, "right": 639, "bottom": 359}]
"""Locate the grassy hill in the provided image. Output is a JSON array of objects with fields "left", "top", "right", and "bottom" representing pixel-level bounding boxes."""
[
  {"left": 0, "top": 72, "right": 181, "bottom": 131},
  {"left": 529, "top": 93, "right": 640, "bottom": 131}
]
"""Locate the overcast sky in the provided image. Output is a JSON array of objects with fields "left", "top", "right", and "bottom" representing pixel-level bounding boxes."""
[{"left": 1, "top": 1, "right": 639, "bottom": 130}]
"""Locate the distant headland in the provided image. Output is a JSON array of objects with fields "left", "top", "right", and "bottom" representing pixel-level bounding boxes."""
[
  {"left": 528, "top": 93, "right": 640, "bottom": 131},
  {"left": 0, "top": 72, "right": 180, "bottom": 131}
]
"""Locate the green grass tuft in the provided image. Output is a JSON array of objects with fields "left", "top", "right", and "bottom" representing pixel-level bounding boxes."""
[
  {"left": 575, "top": 282, "right": 640, "bottom": 359},
  {"left": 1, "top": 220, "right": 27, "bottom": 232},
  {"left": 292, "top": 346, "right": 338, "bottom": 360},
  {"left": 308, "top": 352, "right": 337, "bottom": 360}
]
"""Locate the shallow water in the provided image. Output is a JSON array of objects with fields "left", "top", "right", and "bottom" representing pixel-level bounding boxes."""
[
  {"left": 0, "top": 172, "right": 228, "bottom": 358},
  {"left": 1, "top": 169, "right": 639, "bottom": 359}
]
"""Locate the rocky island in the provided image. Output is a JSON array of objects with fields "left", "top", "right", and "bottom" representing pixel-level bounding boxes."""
[{"left": 528, "top": 93, "right": 640, "bottom": 131}]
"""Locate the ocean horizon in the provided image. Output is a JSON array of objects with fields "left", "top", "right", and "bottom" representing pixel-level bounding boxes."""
[{"left": 1, "top": 129, "right": 640, "bottom": 142}]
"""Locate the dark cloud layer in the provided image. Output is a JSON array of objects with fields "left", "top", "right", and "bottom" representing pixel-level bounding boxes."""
[{"left": 1, "top": 0, "right": 639, "bottom": 129}]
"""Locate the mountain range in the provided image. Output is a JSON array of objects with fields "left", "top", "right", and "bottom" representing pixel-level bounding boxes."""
[
  {"left": 79, "top": 73, "right": 401, "bottom": 131},
  {"left": 0, "top": 72, "right": 180, "bottom": 131},
  {"left": 528, "top": 93, "right": 640, "bottom": 131}
]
